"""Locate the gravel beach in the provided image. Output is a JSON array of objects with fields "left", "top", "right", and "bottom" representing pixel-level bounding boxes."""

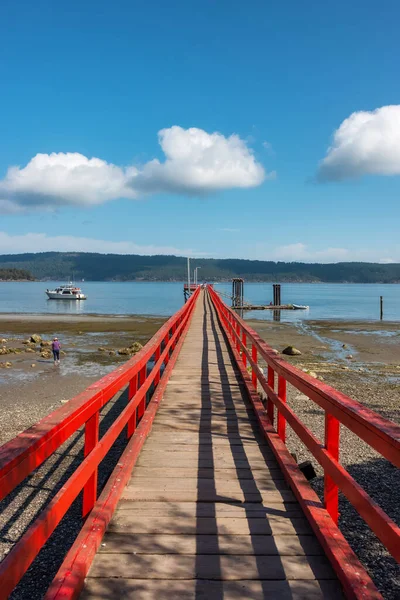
[
  {"left": 0, "top": 314, "right": 165, "bottom": 599},
  {"left": 249, "top": 318, "right": 400, "bottom": 600},
  {"left": 0, "top": 314, "right": 399, "bottom": 598}
]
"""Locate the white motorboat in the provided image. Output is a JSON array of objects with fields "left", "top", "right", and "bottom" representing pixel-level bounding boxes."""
[
  {"left": 46, "top": 283, "right": 87, "bottom": 300},
  {"left": 292, "top": 303, "right": 309, "bottom": 310}
]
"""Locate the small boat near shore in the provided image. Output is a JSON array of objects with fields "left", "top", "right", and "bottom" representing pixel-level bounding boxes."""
[
  {"left": 46, "top": 283, "right": 87, "bottom": 300},
  {"left": 292, "top": 303, "right": 309, "bottom": 310}
]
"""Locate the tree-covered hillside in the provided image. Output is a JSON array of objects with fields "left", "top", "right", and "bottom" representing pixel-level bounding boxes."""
[
  {"left": 0, "top": 252, "right": 399, "bottom": 283},
  {"left": 0, "top": 267, "right": 35, "bottom": 281}
]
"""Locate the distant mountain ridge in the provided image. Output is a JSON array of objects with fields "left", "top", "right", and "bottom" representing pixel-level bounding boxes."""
[{"left": 0, "top": 252, "right": 399, "bottom": 283}]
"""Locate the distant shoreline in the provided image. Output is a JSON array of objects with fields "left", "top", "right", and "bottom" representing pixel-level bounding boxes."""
[
  {"left": 2, "top": 279, "right": 400, "bottom": 284},
  {"left": 2, "top": 251, "right": 400, "bottom": 283}
]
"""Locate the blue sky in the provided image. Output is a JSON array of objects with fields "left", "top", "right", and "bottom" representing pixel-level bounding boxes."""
[{"left": 1, "top": 0, "right": 400, "bottom": 262}]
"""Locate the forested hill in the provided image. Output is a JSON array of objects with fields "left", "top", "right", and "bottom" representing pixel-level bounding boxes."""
[
  {"left": 0, "top": 252, "right": 399, "bottom": 283},
  {"left": 0, "top": 267, "right": 35, "bottom": 281}
]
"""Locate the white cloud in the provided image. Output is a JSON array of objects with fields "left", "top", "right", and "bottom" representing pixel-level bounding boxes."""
[
  {"left": 0, "top": 126, "right": 267, "bottom": 213},
  {"left": 219, "top": 228, "right": 240, "bottom": 233},
  {"left": 318, "top": 105, "right": 400, "bottom": 181},
  {"left": 245, "top": 242, "right": 399, "bottom": 263},
  {"left": 0, "top": 232, "right": 207, "bottom": 257},
  {"left": 0, "top": 232, "right": 398, "bottom": 263},
  {"left": 272, "top": 243, "right": 349, "bottom": 262}
]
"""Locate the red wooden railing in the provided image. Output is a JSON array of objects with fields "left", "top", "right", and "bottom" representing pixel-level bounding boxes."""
[
  {"left": 209, "top": 286, "right": 400, "bottom": 599},
  {"left": 0, "top": 288, "right": 200, "bottom": 598}
]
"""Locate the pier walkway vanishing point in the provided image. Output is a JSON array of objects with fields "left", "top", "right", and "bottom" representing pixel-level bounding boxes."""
[{"left": 0, "top": 288, "right": 399, "bottom": 599}]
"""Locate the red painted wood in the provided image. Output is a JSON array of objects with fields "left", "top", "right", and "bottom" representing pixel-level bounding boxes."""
[
  {"left": 277, "top": 375, "right": 287, "bottom": 443},
  {"left": 208, "top": 286, "right": 400, "bottom": 468},
  {"left": 241, "top": 331, "right": 247, "bottom": 367},
  {"left": 163, "top": 333, "right": 170, "bottom": 365},
  {"left": 251, "top": 344, "right": 257, "bottom": 388},
  {"left": 137, "top": 364, "right": 147, "bottom": 420},
  {"left": 127, "top": 373, "right": 138, "bottom": 439},
  {"left": 0, "top": 290, "right": 200, "bottom": 501},
  {"left": 44, "top": 285, "right": 198, "bottom": 600},
  {"left": 211, "top": 292, "right": 400, "bottom": 560},
  {"left": 267, "top": 365, "right": 274, "bottom": 425},
  {"left": 154, "top": 346, "right": 161, "bottom": 386},
  {"left": 235, "top": 322, "right": 241, "bottom": 353},
  {"left": 325, "top": 413, "right": 340, "bottom": 524},
  {"left": 210, "top": 288, "right": 382, "bottom": 599},
  {"left": 82, "top": 411, "right": 100, "bottom": 517},
  {"left": 0, "top": 288, "right": 201, "bottom": 597},
  {"left": 210, "top": 287, "right": 400, "bottom": 583}
]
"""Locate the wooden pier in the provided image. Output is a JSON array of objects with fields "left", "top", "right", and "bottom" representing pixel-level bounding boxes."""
[
  {"left": 238, "top": 304, "right": 297, "bottom": 311},
  {"left": 0, "top": 288, "right": 398, "bottom": 599},
  {"left": 82, "top": 292, "right": 341, "bottom": 598}
]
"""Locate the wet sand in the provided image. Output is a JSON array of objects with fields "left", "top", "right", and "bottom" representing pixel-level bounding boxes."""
[
  {"left": 1, "top": 314, "right": 399, "bottom": 446},
  {"left": 0, "top": 313, "right": 166, "bottom": 333},
  {"left": 0, "top": 314, "right": 166, "bottom": 445},
  {"left": 248, "top": 318, "right": 400, "bottom": 395}
]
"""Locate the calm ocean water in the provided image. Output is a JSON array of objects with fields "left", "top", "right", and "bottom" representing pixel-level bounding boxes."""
[{"left": 0, "top": 281, "right": 399, "bottom": 322}]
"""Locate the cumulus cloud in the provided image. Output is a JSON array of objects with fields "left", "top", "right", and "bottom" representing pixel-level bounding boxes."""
[
  {"left": 0, "top": 126, "right": 266, "bottom": 213},
  {"left": 0, "top": 231, "right": 207, "bottom": 257},
  {"left": 266, "top": 243, "right": 397, "bottom": 263},
  {"left": 318, "top": 105, "right": 400, "bottom": 181},
  {"left": 272, "top": 243, "right": 349, "bottom": 262}
]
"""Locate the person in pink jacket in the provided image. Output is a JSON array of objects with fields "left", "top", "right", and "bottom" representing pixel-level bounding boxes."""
[{"left": 52, "top": 337, "right": 61, "bottom": 365}]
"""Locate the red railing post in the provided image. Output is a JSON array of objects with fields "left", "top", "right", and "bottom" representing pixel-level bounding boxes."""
[
  {"left": 82, "top": 411, "right": 99, "bottom": 517},
  {"left": 229, "top": 313, "right": 234, "bottom": 339},
  {"left": 277, "top": 375, "right": 287, "bottom": 443},
  {"left": 171, "top": 323, "right": 177, "bottom": 350},
  {"left": 236, "top": 322, "right": 241, "bottom": 353},
  {"left": 154, "top": 345, "right": 161, "bottom": 387},
  {"left": 251, "top": 344, "right": 258, "bottom": 388},
  {"left": 325, "top": 413, "right": 340, "bottom": 524},
  {"left": 267, "top": 365, "right": 275, "bottom": 425},
  {"left": 164, "top": 333, "right": 170, "bottom": 365},
  {"left": 137, "top": 364, "right": 147, "bottom": 420},
  {"left": 242, "top": 332, "right": 247, "bottom": 367},
  {"left": 127, "top": 373, "right": 138, "bottom": 439}
]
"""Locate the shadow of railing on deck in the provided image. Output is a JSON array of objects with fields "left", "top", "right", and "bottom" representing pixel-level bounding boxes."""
[{"left": 1, "top": 384, "right": 135, "bottom": 600}]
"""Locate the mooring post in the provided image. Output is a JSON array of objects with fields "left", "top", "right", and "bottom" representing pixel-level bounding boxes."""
[
  {"left": 232, "top": 278, "right": 244, "bottom": 308},
  {"left": 380, "top": 296, "right": 383, "bottom": 320},
  {"left": 276, "top": 284, "right": 281, "bottom": 306}
]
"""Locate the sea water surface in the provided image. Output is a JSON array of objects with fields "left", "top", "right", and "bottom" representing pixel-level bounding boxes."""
[{"left": 1, "top": 281, "right": 400, "bottom": 322}]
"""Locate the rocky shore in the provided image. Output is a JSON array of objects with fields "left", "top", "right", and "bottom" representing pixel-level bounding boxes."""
[
  {"left": 0, "top": 314, "right": 399, "bottom": 598},
  {"left": 0, "top": 314, "right": 165, "bottom": 446},
  {"left": 249, "top": 317, "right": 400, "bottom": 600}
]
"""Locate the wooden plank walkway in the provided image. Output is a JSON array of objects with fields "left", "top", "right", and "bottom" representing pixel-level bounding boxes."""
[{"left": 81, "top": 291, "right": 343, "bottom": 599}]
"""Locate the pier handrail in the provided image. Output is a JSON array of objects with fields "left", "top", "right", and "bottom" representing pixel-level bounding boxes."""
[
  {"left": 208, "top": 286, "right": 400, "bottom": 567},
  {"left": 0, "top": 287, "right": 200, "bottom": 597}
]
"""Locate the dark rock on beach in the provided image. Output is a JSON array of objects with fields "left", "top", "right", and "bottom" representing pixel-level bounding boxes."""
[{"left": 282, "top": 345, "right": 302, "bottom": 356}]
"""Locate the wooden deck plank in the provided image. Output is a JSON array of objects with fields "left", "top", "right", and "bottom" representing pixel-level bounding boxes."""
[
  {"left": 115, "top": 501, "right": 303, "bottom": 516},
  {"left": 108, "top": 515, "right": 313, "bottom": 536},
  {"left": 82, "top": 291, "right": 342, "bottom": 599},
  {"left": 98, "top": 533, "right": 323, "bottom": 556},
  {"left": 82, "top": 578, "right": 343, "bottom": 600},
  {"left": 88, "top": 553, "right": 336, "bottom": 580},
  {"left": 131, "top": 467, "right": 285, "bottom": 479},
  {"left": 120, "top": 489, "right": 296, "bottom": 503}
]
